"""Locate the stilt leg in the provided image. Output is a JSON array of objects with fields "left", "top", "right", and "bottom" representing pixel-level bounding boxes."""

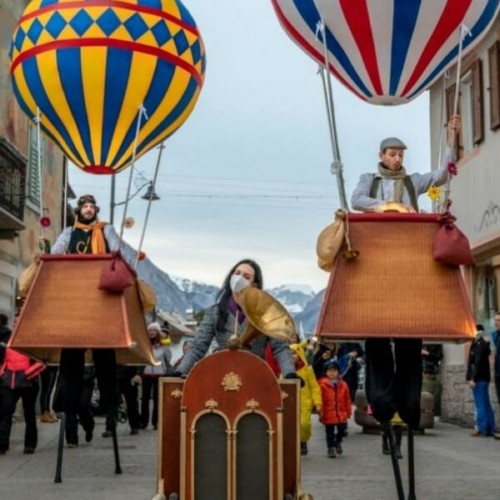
[
  {"left": 381, "top": 422, "right": 405, "bottom": 500},
  {"left": 407, "top": 426, "right": 417, "bottom": 500},
  {"left": 54, "top": 412, "right": 66, "bottom": 483},
  {"left": 110, "top": 412, "right": 122, "bottom": 474}
]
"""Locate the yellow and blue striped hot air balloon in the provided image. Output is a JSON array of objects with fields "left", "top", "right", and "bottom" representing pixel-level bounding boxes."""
[{"left": 10, "top": 0, "right": 206, "bottom": 174}]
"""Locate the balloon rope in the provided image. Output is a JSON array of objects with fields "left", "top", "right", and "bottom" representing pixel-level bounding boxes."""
[
  {"left": 62, "top": 158, "right": 68, "bottom": 228},
  {"left": 443, "top": 23, "right": 470, "bottom": 211},
  {"left": 134, "top": 142, "right": 165, "bottom": 269},
  {"left": 118, "top": 105, "right": 148, "bottom": 247},
  {"left": 434, "top": 74, "right": 448, "bottom": 212},
  {"left": 317, "top": 20, "right": 349, "bottom": 211},
  {"left": 34, "top": 109, "right": 45, "bottom": 240}
]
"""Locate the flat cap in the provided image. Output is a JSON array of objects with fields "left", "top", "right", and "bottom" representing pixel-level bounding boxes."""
[{"left": 380, "top": 137, "right": 407, "bottom": 151}]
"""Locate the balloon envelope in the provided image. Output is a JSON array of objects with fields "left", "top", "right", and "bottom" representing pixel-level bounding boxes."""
[
  {"left": 272, "top": 0, "right": 499, "bottom": 105},
  {"left": 10, "top": 0, "right": 206, "bottom": 174}
]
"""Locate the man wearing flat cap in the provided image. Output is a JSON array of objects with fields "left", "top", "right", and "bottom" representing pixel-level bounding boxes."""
[
  {"left": 351, "top": 116, "right": 460, "bottom": 213},
  {"left": 51, "top": 194, "right": 120, "bottom": 447},
  {"left": 349, "top": 116, "right": 461, "bottom": 442}
]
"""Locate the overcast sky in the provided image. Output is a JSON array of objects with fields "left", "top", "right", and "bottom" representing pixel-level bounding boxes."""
[{"left": 66, "top": 0, "right": 436, "bottom": 292}]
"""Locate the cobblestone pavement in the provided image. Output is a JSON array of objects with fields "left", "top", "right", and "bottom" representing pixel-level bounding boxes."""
[{"left": 1, "top": 414, "right": 499, "bottom": 499}]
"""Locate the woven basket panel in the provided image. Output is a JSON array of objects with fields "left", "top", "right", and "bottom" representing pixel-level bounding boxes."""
[
  {"left": 115, "top": 285, "right": 155, "bottom": 365},
  {"left": 316, "top": 218, "right": 476, "bottom": 340},
  {"left": 10, "top": 255, "right": 156, "bottom": 365}
]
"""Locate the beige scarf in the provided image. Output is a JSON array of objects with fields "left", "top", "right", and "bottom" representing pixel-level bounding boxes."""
[{"left": 377, "top": 163, "right": 407, "bottom": 202}]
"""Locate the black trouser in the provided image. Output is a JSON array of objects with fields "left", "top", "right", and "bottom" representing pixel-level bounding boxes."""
[
  {"left": 140, "top": 376, "right": 159, "bottom": 428},
  {"left": 59, "top": 349, "right": 118, "bottom": 441},
  {"left": 0, "top": 381, "right": 39, "bottom": 451},
  {"left": 40, "top": 366, "right": 58, "bottom": 413},
  {"left": 65, "top": 376, "right": 95, "bottom": 444},
  {"left": 106, "top": 376, "right": 140, "bottom": 431},
  {"left": 365, "top": 338, "right": 423, "bottom": 428},
  {"left": 325, "top": 423, "right": 347, "bottom": 448}
]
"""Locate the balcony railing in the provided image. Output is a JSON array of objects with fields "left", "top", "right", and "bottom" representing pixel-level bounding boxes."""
[{"left": 0, "top": 137, "right": 26, "bottom": 228}]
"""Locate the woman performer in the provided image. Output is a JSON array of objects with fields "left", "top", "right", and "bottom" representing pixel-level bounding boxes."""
[{"left": 175, "top": 259, "right": 297, "bottom": 379}]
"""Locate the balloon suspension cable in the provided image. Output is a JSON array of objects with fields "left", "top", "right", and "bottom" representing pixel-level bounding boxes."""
[
  {"left": 433, "top": 73, "right": 448, "bottom": 213},
  {"left": 316, "top": 19, "right": 349, "bottom": 211},
  {"left": 118, "top": 104, "right": 148, "bottom": 247},
  {"left": 34, "top": 109, "right": 45, "bottom": 241},
  {"left": 134, "top": 141, "right": 165, "bottom": 269},
  {"left": 62, "top": 158, "right": 68, "bottom": 229},
  {"left": 442, "top": 23, "right": 470, "bottom": 212}
]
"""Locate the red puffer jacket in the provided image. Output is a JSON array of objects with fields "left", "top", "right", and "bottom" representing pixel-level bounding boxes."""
[
  {"left": 318, "top": 377, "right": 352, "bottom": 424},
  {"left": 0, "top": 348, "right": 45, "bottom": 389}
]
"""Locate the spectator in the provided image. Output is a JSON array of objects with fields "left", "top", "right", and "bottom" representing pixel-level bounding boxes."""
[
  {"left": 318, "top": 360, "right": 352, "bottom": 458},
  {"left": 313, "top": 344, "right": 334, "bottom": 380},
  {"left": 140, "top": 322, "right": 172, "bottom": 430},
  {"left": 337, "top": 342, "right": 364, "bottom": 403},
  {"left": 466, "top": 325, "right": 497, "bottom": 437},
  {"left": 422, "top": 344, "right": 444, "bottom": 416},
  {"left": 0, "top": 347, "right": 45, "bottom": 454},
  {"left": 290, "top": 342, "right": 322, "bottom": 456}
]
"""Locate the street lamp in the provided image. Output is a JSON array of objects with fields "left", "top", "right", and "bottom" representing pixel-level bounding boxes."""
[{"left": 109, "top": 179, "right": 160, "bottom": 224}]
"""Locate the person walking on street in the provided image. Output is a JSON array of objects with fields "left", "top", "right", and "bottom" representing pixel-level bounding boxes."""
[
  {"left": 422, "top": 344, "right": 444, "bottom": 417},
  {"left": 140, "top": 323, "right": 172, "bottom": 430},
  {"left": 467, "top": 325, "right": 497, "bottom": 437},
  {"left": 0, "top": 347, "right": 45, "bottom": 454},
  {"left": 318, "top": 360, "right": 351, "bottom": 458}
]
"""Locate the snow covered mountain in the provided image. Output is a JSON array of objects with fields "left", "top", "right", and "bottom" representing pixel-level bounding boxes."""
[{"left": 267, "top": 284, "right": 316, "bottom": 315}]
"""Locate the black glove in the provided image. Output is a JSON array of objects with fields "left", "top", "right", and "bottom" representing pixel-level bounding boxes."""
[{"left": 285, "top": 372, "right": 304, "bottom": 388}]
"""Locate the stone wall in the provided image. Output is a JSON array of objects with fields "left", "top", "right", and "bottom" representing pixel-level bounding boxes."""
[{"left": 441, "top": 364, "right": 500, "bottom": 428}]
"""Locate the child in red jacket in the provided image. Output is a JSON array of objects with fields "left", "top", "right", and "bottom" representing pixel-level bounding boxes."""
[{"left": 318, "top": 359, "right": 352, "bottom": 458}]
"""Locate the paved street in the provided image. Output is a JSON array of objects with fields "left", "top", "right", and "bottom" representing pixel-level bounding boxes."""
[{"left": 1, "top": 414, "right": 499, "bottom": 499}]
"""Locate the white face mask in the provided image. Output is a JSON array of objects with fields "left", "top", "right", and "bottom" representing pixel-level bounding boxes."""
[{"left": 230, "top": 274, "right": 251, "bottom": 293}]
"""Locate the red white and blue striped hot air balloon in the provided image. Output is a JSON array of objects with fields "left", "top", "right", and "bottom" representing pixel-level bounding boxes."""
[
  {"left": 271, "top": 0, "right": 499, "bottom": 105},
  {"left": 10, "top": 0, "right": 206, "bottom": 174}
]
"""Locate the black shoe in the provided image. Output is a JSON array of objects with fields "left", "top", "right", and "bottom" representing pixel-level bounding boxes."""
[
  {"left": 396, "top": 446, "right": 403, "bottom": 459},
  {"left": 327, "top": 447, "right": 336, "bottom": 458},
  {"left": 67, "top": 443, "right": 78, "bottom": 448},
  {"left": 102, "top": 430, "right": 112, "bottom": 438},
  {"left": 0, "top": 448, "right": 7, "bottom": 455},
  {"left": 300, "top": 442, "right": 308, "bottom": 456},
  {"left": 335, "top": 444, "right": 343, "bottom": 455},
  {"left": 23, "top": 447, "right": 35, "bottom": 454},
  {"left": 130, "top": 428, "right": 139, "bottom": 435},
  {"left": 138, "top": 423, "right": 147, "bottom": 430}
]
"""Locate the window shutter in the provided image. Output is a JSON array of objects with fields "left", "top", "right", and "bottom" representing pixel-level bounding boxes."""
[
  {"left": 488, "top": 40, "right": 500, "bottom": 130},
  {"left": 471, "top": 59, "right": 484, "bottom": 145}
]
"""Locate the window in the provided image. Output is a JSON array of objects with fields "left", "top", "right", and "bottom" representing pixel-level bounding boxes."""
[
  {"left": 446, "top": 59, "right": 484, "bottom": 157},
  {"left": 488, "top": 40, "right": 500, "bottom": 130},
  {"left": 26, "top": 125, "right": 42, "bottom": 208}
]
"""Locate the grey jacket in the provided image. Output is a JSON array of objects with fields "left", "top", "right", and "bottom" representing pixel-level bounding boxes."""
[
  {"left": 351, "top": 147, "right": 452, "bottom": 212},
  {"left": 178, "top": 304, "right": 295, "bottom": 376},
  {"left": 51, "top": 224, "right": 121, "bottom": 254}
]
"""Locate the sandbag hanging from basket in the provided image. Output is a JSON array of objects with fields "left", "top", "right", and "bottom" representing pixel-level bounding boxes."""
[
  {"left": 98, "top": 251, "right": 136, "bottom": 292},
  {"left": 433, "top": 213, "right": 475, "bottom": 266},
  {"left": 316, "top": 209, "right": 346, "bottom": 272}
]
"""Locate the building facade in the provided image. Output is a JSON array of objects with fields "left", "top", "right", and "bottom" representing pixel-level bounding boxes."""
[
  {"left": 0, "top": 1, "right": 66, "bottom": 320},
  {"left": 429, "top": 18, "right": 500, "bottom": 425}
]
